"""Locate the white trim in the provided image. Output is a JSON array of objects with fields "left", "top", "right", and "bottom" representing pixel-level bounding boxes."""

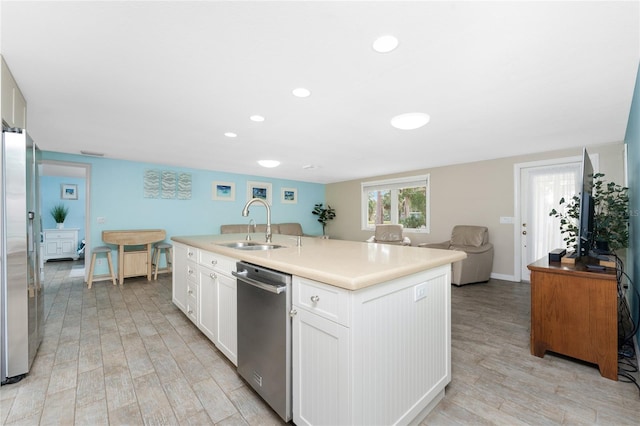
[
  {"left": 490, "top": 272, "right": 518, "bottom": 282},
  {"left": 360, "top": 174, "right": 430, "bottom": 232}
]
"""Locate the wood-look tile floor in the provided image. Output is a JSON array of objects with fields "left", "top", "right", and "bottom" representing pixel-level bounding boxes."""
[{"left": 1, "top": 260, "right": 638, "bottom": 425}]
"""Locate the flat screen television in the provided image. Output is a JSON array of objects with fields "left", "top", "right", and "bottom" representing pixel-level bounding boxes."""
[{"left": 577, "top": 148, "right": 595, "bottom": 259}]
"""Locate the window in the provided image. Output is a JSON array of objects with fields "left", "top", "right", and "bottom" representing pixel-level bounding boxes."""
[{"left": 361, "top": 174, "right": 430, "bottom": 232}]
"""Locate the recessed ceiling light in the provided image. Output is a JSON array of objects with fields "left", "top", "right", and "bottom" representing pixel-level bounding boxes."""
[
  {"left": 390, "top": 113, "right": 430, "bottom": 130},
  {"left": 373, "top": 35, "right": 399, "bottom": 53},
  {"left": 250, "top": 115, "right": 265, "bottom": 122},
  {"left": 292, "top": 87, "right": 311, "bottom": 98},
  {"left": 258, "top": 160, "right": 280, "bottom": 168},
  {"left": 224, "top": 132, "right": 237, "bottom": 138}
]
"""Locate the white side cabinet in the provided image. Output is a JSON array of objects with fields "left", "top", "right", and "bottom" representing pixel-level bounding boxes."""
[
  {"left": 171, "top": 243, "right": 238, "bottom": 366},
  {"left": 42, "top": 228, "right": 79, "bottom": 262},
  {"left": 292, "top": 277, "right": 351, "bottom": 426},
  {"left": 292, "top": 265, "right": 452, "bottom": 426},
  {"left": 197, "top": 250, "right": 238, "bottom": 365}
]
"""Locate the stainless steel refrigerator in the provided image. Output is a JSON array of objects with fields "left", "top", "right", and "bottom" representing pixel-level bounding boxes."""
[{"left": 1, "top": 127, "right": 44, "bottom": 384}]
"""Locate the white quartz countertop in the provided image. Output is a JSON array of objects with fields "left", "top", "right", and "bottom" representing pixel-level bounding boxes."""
[{"left": 171, "top": 233, "right": 466, "bottom": 291}]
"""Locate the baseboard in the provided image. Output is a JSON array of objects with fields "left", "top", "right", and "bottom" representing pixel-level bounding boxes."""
[{"left": 490, "top": 272, "right": 517, "bottom": 282}]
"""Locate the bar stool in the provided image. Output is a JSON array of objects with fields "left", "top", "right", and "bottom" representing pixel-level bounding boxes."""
[
  {"left": 152, "top": 242, "right": 172, "bottom": 280},
  {"left": 87, "top": 246, "right": 117, "bottom": 289}
]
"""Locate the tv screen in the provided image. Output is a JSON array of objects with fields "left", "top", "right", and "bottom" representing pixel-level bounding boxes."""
[{"left": 577, "top": 148, "right": 594, "bottom": 258}]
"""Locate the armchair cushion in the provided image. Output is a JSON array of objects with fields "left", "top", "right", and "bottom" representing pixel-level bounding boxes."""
[
  {"left": 366, "top": 224, "right": 411, "bottom": 246},
  {"left": 419, "top": 225, "right": 493, "bottom": 286},
  {"left": 450, "top": 225, "right": 489, "bottom": 247}
]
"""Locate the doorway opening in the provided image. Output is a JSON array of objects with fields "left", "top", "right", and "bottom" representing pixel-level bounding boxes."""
[
  {"left": 514, "top": 154, "right": 599, "bottom": 282},
  {"left": 39, "top": 160, "right": 91, "bottom": 282}
]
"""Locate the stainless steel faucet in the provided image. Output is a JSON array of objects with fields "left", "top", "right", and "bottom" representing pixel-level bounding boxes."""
[
  {"left": 242, "top": 198, "right": 272, "bottom": 243},
  {"left": 246, "top": 219, "right": 256, "bottom": 241}
]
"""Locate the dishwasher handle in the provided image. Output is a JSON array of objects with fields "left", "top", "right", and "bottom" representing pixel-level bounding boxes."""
[{"left": 232, "top": 270, "right": 287, "bottom": 294}]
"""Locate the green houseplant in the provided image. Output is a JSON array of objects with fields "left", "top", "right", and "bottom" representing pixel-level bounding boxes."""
[
  {"left": 312, "top": 203, "right": 336, "bottom": 236},
  {"left": 549, "top": 173, "right": 629, "bottom": 252},
  {"left": 50, "top": 204, "right": 69, "bottom": 228}
]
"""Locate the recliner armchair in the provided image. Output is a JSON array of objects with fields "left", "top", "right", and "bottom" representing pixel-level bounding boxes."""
[
  {"left": 419, "top": 225, "right": 493, "bottom": 286},
  {"left": 366, "top": 224, "right": 411, "bottom": 246}
]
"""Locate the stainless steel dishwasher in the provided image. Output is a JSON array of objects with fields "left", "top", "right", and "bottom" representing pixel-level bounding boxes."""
[{"left": 232, "top": 261, "right": 292, "bottom": 422}]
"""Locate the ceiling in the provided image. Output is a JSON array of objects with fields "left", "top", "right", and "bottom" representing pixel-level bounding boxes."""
[{"left": 1, "top": 1, "right": 638, "bottom": 184}]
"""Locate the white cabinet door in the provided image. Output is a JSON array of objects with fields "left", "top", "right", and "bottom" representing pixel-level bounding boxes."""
[
  {"left": 198, "top": 266, "right": 217, "bottom": 342},
  {"left": 216, "top": 273, "right": 237, "bottom": 365},
  {"left": 292, "top": 308, "right": 350, "bottom": 426}
]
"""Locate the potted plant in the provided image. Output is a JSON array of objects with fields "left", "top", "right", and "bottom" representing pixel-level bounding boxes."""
[
  {"left": 50, "top": 204, "right": 69, "bottom": 229},
  {"left": 312, "top": 203, "right": 336, "bottom": 237},
  {"left": 549, "top": 173, "right": 629, "bottom": 253}
]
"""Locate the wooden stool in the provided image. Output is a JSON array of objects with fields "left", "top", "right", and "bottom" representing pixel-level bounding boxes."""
[
  {"left": 87, "top": 246, "right": 116, "bottom": 289},
  {"left": 152, "top": 242, "right": 172, "bottom": 280}
]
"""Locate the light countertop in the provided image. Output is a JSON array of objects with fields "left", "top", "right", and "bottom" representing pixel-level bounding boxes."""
[{"left": 172, "top": 234, "right": 466, "bottom": 291}]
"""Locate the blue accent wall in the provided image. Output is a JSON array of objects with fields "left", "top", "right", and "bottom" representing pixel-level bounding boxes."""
[
  {"left": 624, "top": 62, "right": 640, "bottom": 347},
  {"left": 41, "top": 175, "right": 86, "bottom": 244},
  {"left": 40, "top": 151, "right": 326, "bottom": 274}
]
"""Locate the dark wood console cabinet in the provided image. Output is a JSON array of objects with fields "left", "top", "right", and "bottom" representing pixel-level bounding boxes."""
[{"left": 527, "top": 257, "right": 618, "bottom": 380}]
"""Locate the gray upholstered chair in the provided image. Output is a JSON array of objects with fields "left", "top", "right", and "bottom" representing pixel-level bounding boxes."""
[
  {"left": 419, "top": 225, "right": 493, "bottom": 286},
  {"left": 366, "top": 224, "right": 411, "bottom": 246}
]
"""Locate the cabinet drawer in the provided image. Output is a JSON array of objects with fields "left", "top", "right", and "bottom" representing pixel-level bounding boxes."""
[
  {"left": 293, "top": 276, "right": 351, "bottom": 326},
  {"left": 45, "top": 231, "right": 75, "bottom": 239},
  {"left": 186, "top": 281, "right": 198, "bottom": 323},
  {"left": 186, "top": 261, "right": 197, "bottom": 283},
  {"left": 198, "top": 250, "right": 236, "bottom": 276},
  {"left": 185, "top": 246, "right": 197, "bottom": 262}
]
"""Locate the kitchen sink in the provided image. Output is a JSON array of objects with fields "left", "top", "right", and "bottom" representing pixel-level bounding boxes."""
[{"left": 217, "top": 241, "right": 284, "bottom": 251}]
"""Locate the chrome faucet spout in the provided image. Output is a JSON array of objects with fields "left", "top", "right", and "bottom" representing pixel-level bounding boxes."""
[
  {"left": 246, "top": 219, "right": 256, "bottom": 241},
  {"left": 241, "top": 198, "right": 272, "bottom": 243}
]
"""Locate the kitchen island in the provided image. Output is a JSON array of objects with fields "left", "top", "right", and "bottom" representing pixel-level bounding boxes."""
[{"left": 171, "top": 233, "right": 465, "bottom": 425}]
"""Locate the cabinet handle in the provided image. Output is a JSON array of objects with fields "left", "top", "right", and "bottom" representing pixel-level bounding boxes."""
[
  {"left": 187, "top": 251, "right": 194, "bottom": 257},
  {"left": 211, "top": 260, "right": 218, "bottom": 266},
  {"left": 188, "top": 289, "right": 193, "bottom": 295},
  {"left": 187, "top": 308, "right": 193, "bottom": 314},
  {"left": 187, "top": 268, "right": 193, "bottom": 274},
  {"left": 310, "top": 295, "right": 320, "bottom": 303},
  {"left": 289, "top": 309, "right": 297, "bottom": 317},
  {"left": 210, "top": 273, "right": 217, "bottom": 279}
]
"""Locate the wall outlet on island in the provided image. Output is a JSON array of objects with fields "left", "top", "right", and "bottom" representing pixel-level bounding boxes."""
[
  {"left": 499, "top": 216, "right": 514, "bottom": 224},
  {"left": 414, "top": 283, "right": 427, "bottom": 301}
]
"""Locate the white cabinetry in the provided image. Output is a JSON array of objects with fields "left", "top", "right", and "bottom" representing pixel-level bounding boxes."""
[
  {"left": 197, "top": 250, "right": 238, "bottom": 365},
  {"left": 293, "top": 277, "right": 351, "bottom": 426},
  {"left": 292, "top": 265, "right": 451, "bottom": 426},
  {"left": 1, "top": 57, "right": 27, "bottom": 129},
  {"left": 172, "top": 242, "right": 197, "bottom": 322},
  {"left": 171, "top": 242, "right": 238, "bottom": 365},
  {"left": 42, "top": 228, "right": 79, "bottom": 262}
]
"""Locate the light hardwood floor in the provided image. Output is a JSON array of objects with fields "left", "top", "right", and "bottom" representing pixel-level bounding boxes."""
[{"left": 1, "top": 260, "right": 638, "bottom": 425}]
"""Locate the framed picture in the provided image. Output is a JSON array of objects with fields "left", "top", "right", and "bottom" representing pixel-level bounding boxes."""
[
  {"left": 212, "top": 181, "right": 235, "bottom": 201},
  {"left": 247, "top": 181, "right": 272, "bottom": 204},
  {"left": 281, "top": 187, "right": 297, "bottom": 204},
  {"left": 61, "top": 184, "right": 78, "bottom": 200}
]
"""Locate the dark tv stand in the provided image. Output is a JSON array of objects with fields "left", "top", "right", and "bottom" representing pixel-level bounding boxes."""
[{"left": 527, "top": 257, "right": 618, "bottom": 380}]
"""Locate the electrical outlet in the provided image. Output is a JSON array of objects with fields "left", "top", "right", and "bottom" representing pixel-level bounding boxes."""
[
  {"left": 500, "top": 216, "right": 514, "bottom": 224},
  {"left": 414, "top": 283, "right": 427, "bottom": 301},
  {"left": 97, "top": 217, "right": 106, "bottom": 224},
  {"left": 97, "top": 258, "right": 103, "bottom": 265}
]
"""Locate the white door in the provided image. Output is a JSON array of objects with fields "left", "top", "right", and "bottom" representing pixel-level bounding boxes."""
[{"left": 519, "top": 161, "right": 581, "bottom": 280}]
